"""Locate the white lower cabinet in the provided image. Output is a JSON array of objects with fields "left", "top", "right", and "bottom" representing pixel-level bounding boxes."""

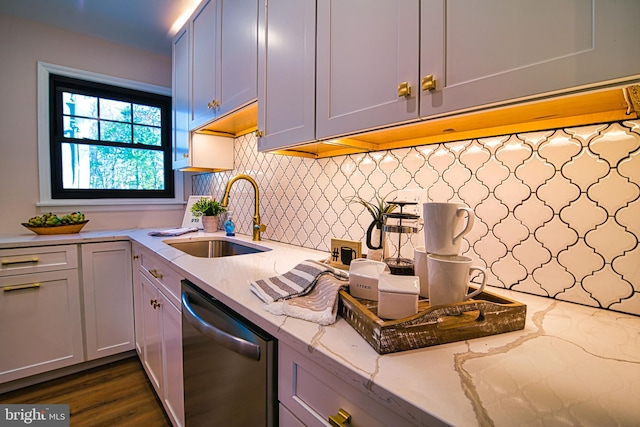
[
  {"left": 279, "top": 343, "right": 415, "bottom": 427},
  {"left": 279, "top": 403, "right": 306, "bottom": 427},
  {"left": 0, "top": 242, "right": 136, "bottom": 388},
  {"left": 133, "top": 244, "right": 184, "bottom": 427},
  {"left": 0, "top": 268, "right": 84, "bottom": 384},
  {"left": 81, "top": 242, "right": 134, "bottom": 360}
]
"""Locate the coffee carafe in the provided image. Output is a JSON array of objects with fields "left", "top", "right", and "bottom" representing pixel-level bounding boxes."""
[{"left": 382, "top": 201, "right": 419, "bottom": 275}]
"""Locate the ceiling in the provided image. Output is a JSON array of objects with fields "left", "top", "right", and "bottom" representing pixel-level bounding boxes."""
[{"left": 0, "top": 0, "right": 202, "bottom": 56}]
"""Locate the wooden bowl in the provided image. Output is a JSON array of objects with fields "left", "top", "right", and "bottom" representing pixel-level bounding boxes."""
[{"left": 21, "top": 221, "right": 89, "bottom": 235}]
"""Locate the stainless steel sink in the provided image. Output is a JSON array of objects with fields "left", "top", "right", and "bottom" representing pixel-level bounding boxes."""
[{"left": 165, "top": 238, "right": 270, "bottom": 258}]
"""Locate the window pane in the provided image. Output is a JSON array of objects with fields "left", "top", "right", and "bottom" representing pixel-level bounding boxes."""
[
  {"left": 64, "top": 116, "right": 98, "bottom": 139},
  {"left": 63, "top": 92, "right": 98, "bottom": 118},
  {"left": 51, "top": 73, "right": 173, "bottom": 199},
  {"left": 100, "top": 99, "right": 131, "bottom": 122},
  {"left": 134, "top": 125, "right": 161, "bottom": 146},
  {"left": 133, "top": 104, "right": 161, "bottom": 126},
  {"left": 61, "top": 142, "right": 165, "bottom": 190},
  {"left": 101, "top": 121, "right": 132, "bottom": 143}
]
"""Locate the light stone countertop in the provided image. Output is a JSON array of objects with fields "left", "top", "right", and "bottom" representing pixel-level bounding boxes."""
[{"left": 2, "top": 229, "right": 639, "bottom": 426}]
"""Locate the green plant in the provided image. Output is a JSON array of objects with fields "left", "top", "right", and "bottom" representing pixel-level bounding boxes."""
[
  {"left": 346, "top": 192, "right": 399, "bottom": 250},
  {"left": 190, "top": 197, "right": 227, "bottom": 217},
  {"left": 345, "top": 192, "right": 398, "bottom": 222}
]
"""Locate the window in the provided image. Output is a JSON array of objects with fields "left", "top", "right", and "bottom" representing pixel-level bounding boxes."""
[{"left": 49, "top": 74, "right": 174, "bottom": 199}]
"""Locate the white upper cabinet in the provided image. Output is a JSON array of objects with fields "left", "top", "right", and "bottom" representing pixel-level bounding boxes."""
[
  {"left": 257, "top": 0, "right": 316, "bottom": 152},
  {"left": 218, "top": 0, "right": 259, "bottom": 118},
  {"left": 315, "top": 0, "right": 419, "bottom": 140},
  {"left": 255, "top": 0, "right": 640, "bottom": 155},
  {"left": 420, "top": 0, "right": 640, "bottom": 117},
  {"left": 188, "top": 0, "right": 260, "bottom": 131},
  {"left": 190, "top": 0, "right": 219, "bottom": 130},
  {"left": 172, "top": 23, "right": 190, "bottom": 170}
]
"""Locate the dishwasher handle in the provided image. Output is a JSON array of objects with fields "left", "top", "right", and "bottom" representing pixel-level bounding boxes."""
[{"left": 182, "top": 290, "right": 261, "bottom": 361}]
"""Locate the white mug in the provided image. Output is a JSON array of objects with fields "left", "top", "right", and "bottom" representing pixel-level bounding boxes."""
[
  {"left": 427, "top": 254, "right": 486, "bottom": 307},
  {"left": 414, "top": 246, "right": 429, "bottom": 298},
  {"left": 423, "top": 202, "right": 475, "bottom": 255}
]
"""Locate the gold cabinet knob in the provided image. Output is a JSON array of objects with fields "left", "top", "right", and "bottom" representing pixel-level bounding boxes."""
[
  {"left": 328, "top": 408, "right": 351, "bottom": 427},
  {"left": 397, "top": 81, "right": 411, "bottom": 97},
  {"left": 254, "top": 130, "right": 263, "bottom": 138},
  {"left": 421, "top": 75, "right": 436, "bottom": 91},
  {"left": 207, "top": 99, "right": 220, "bottom": 109}
]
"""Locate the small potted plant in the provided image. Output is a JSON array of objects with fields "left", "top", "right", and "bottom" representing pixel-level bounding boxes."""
[
  {"left": 190, "top": 197, "right": 227, "bottom": 232},
  {"left": 345, "top": 192, "right": 397, "bottom": 260}
]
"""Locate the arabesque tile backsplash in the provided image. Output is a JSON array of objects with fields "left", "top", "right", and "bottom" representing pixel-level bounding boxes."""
[{"left": 193, "top": 120, "right": 640, "bottom": 316}]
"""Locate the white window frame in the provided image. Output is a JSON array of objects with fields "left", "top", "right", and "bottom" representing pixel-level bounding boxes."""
[{"left": 37, "top": 62, "right": 184, "bottom": 212}]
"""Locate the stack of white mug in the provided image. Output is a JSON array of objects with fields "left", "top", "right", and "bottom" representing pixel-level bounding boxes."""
[{"left": 414, "top": 202, "right": 487, "bottom": 307}]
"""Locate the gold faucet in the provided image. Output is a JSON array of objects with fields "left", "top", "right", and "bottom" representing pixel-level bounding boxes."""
[{"left": 220, "top": 174, "right": 267, "bottom": 241}]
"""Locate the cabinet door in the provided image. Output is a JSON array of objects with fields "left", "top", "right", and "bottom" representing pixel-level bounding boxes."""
[
  {"left": 420, "top": 0, "right": 640, "bottom": 117},
  {"left": 279, "top": 343, "right": 415, "bottom": 427},
  {"left": 81, "top": 242, "right": 134, "bottom": 360},
  {"left": 140, "top": 274, "right": 163, "bottom": 393},
  {"left": 190, "top": 0, "right": 219, "bottom": 130},
  {"left": 316, "top": 0, "right": 419, "bottom": 140},
  {"left": 132, "top": 247, "right": 144, "bottom": 356},
  {"left": 217, "top": 0, "right": 259, "bottom": 117},
  {"left": 258, "top": 0, "right": 316, "bottom": 152},
  {"left": 161, "top": 293, "right": 185, "bottom": 427},
  {"left": 279, "top": 404, "right": 306, "bottom": 427},
  {"left": 0, "top": 270, "right": 84, "bottom": 384},
  {"left": 172, "top": 23, "right": 190, "bottom": 170}
]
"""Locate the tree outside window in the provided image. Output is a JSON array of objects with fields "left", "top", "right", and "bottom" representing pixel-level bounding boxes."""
[{"left": 50, "top": 74, "right": 173, "bottom": 199}]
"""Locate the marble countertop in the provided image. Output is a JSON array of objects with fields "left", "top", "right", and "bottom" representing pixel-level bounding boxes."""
[{"left": 2, "top": 229, "right": 639, "bottom": 426}]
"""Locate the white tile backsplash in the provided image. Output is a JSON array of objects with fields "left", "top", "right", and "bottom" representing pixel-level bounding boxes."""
[{"left": 193, "top": 120, "right": 640, "bottom": 316}]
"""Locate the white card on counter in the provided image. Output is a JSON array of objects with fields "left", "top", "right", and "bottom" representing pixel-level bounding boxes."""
[{"left": 181, "top": 195, "right": 212, "bottom": 229}]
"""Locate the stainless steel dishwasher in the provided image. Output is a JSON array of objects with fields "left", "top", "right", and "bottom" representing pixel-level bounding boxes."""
[{"left": 181, "top": 280, "right": 276, "bottom": 426}]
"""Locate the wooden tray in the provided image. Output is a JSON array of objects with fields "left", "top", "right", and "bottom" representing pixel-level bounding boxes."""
[
  {"left": 339, "top": 288, "right": 526, "bottom": 354},
  {"left": 21, "top": 221, "right": 89, "bottom": 235}
]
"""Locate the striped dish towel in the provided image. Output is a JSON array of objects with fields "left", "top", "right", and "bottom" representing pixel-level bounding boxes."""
[
  {"left": 250, "top": 260, "right": 348, "bottom": 303},
  {"left": 263, "top": 274, "right": 349, "bottom": 325}
]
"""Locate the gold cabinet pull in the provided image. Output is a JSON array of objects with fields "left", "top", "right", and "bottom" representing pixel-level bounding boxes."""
[
  {"left": 149, "top": 269, "right": 163, "bottom": 280},
  {"left": 4, "top": 283, "right": 41, "bottom": 292},
  {"left": 149, "top": 299, "right": 161, "bottom": 309},
  {"left": 328, "top": 408, "right": 351, "bottom": 427},
  {"left": 421, "top": 74, "right": 436, "bottom": 91},
  {"left": 397, "top": 81, "right": 411, "bottom": 97},
  {"left": 207, "top": 100, "right": 220, "bottom": 109},
  {"left": 254, "top": 130, "right": 263, "bottom": 138},
  {"left": 2, "top": 257, "right": 39, "bottom": 266}
]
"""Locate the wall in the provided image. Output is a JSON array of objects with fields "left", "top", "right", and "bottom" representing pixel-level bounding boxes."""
[
  {"left": 194, "top": 120, "right": 640, "bottom": 317},
  {"left": 0, "top": 14, "right": 185, "bottom": 234}
]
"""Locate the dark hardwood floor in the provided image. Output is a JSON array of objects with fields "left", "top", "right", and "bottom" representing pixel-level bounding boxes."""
[{"left": 0, "top": 357, "right": 171, "bottom": 426}]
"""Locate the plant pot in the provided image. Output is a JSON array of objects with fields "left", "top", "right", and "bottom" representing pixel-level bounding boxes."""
[
  {"left": 366, "top": 220, "right": 385, "bottom": 261},
  {"left": 202, "top": 216, "right": 220, "bottom": 233}
]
